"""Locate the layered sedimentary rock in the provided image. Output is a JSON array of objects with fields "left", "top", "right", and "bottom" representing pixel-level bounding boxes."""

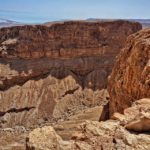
[
  {"left": 0, "top": 20, "right": 141, "bottom": 128},
  {"left": 0, "top": 20, "right": 141, "bottom": 59},
  {"left": 108, "top": 29, "right": 150, "bottom": 116}
]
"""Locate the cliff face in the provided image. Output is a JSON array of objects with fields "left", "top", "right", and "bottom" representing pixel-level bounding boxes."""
[
  {"left": 0, "top": 21, "right": 141, "bottom": 59},
  {"left": 108, "top": 29, "right": 150, "bottom": 116},
  {"left": 0, "top": 20, "right": 141, "bottom": 127}
]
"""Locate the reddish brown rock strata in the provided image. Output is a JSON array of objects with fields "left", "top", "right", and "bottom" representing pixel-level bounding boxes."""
[
  {"left": 108, "top": 29, "right": 150, "bottom": 116},
  {"left": 0, "top": 20, "right": 141, "bottom": 59},
  {"left": 0, "top": 20, "right": 141, "bottom": 127}
]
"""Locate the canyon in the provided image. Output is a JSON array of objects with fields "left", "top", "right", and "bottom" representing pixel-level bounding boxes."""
[
  {"left": 0, "top": 20, "right": 141, "bottom": 128},
  {"left": 0, "top": 20, "right": 150, "bottom": 150}
]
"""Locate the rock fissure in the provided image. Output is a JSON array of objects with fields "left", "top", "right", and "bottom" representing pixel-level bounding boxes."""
[
  {"left": 0, "top": 106, "right": 35, "bottom": 117},
  {"left": 61, "top": 87, "right": 79, "bottom": 97}
]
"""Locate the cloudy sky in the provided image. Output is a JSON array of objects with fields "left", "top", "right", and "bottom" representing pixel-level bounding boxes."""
[{"left": 0, "top": 0, "right": 150, "bottom": 23}]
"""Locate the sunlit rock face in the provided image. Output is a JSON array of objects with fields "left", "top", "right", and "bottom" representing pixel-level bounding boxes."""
[
  {"left": 0, "top": 20, "right": 142, "bottom": 128},
  {"left": 108, "top": 29, "right": 150, "bottom": 116},
  {"left": 26, "top": 121, "right": 150, "bottom": 150}
]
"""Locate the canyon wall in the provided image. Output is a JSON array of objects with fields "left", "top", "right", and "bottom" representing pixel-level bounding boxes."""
[
  {"left": 108, "top": 29, "right": 150, "bottom": 116},
  {"left": 0, "top": 20, "right": 141, "bottom": 128}
]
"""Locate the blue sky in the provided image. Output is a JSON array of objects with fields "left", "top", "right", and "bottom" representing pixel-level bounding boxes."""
[{"left": 0, "top": 0, "right": 150, "bottom": 23}]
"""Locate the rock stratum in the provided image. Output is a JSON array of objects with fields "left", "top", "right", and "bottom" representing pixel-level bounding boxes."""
[
  {"left": 0, "top": 20, "right": 141, "bottom": 128},
  {"left": 108, "top": 28, "right": 150, "bottom": 116}
]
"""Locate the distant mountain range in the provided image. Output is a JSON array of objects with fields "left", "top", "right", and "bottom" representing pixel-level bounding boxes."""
[
  {"left": 0, "top": 18, "right": 150, "bottom": 28},
  {"left": 0, "top": 18, "right": 22, "bottom": 28},
  {"left": 132, "top": 19, "right": 150, "bottom": 28}
]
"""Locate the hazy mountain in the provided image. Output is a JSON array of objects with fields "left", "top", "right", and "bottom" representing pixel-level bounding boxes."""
[
  {"left": 1, "top": 18, "right": 150, "bottom": 28},
  {"left": 0, "top": 18, "right": 21, "bottom": 28},
  {"left": 132, "top": 19, "right": 150, "bottom": 28}
]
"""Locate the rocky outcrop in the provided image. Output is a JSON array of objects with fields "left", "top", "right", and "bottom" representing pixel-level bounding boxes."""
[
  {"left": 52, "top": 105, "right": 104, "bottom": 141},
  {"left": 26, "top": 126, "right": 73, "bottom": 150},
  {"left": 112, "top": 98, "right": 150, "bottom": 132},
  {"left": 0, "top": 20, "right": 141, "bottom": 128},
  {"left": 108, "top": 29, "right": 150, "bottom": 116},
  {"left": 26, "top": 120, "right": 150, "bottom": 150}
]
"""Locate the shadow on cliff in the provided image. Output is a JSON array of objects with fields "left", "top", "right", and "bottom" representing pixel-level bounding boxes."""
[{"left": 0, "top": 57, "right": 111, "bottom": 91}]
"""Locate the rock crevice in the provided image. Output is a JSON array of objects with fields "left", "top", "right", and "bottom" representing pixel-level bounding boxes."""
[{"left": 0, "top": 107, "right": 35, "bottom": 117}]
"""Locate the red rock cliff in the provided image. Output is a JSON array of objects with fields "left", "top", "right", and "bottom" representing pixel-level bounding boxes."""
[{"left": 108, "top": 29, "right": 150, "bottom": 116}]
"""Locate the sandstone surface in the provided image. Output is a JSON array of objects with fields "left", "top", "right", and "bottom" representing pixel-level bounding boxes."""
[{"left": 108, "top": 29, "right": 150, "bottom": 115}]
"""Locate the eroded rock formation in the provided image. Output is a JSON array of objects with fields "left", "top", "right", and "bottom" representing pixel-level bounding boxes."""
[
  {"left": 0, "top": 20, "right": 141, "bottom": 128},
  {"left": 108, "top": 29, "right": 150, "bottom": 116}
]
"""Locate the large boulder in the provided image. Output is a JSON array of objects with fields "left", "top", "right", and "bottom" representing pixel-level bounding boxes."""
[{"left": 108, "top": 29, "right": 150, "bottom": 116}]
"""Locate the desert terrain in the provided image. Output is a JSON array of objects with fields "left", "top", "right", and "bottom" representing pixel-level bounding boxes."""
[{"left": 0, "top": 19, "right": 149, "bottom": 150}]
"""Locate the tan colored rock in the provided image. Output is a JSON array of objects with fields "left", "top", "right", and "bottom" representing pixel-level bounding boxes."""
[
  {"left": 53, "top": 89, "right": 109, "bottom": 120},
  {"left": 76, "top": 120, "right": 150, "bottom": 150},
  {"left": 53, "top": 105, "right": 104, "bottom": 140},
  {"left": 124, "top": 98, "right": 150, "bottom": 132},
  {"left": 111, "top": 98, "right": 150, "bottom": 132},
  {"left": 2, "top": 38, "right": 17, "bottom": 45},
  {"left": 125, "top": 117, "right": 150, "bottom": 132},
  {"left": 26, "top": 126, "right": 73, "bottom": 150},
  {"left": 111, "top": 112, "right": 126, "bottom": 122},
  {"left": 27, "top": 120, "right": 150, "bottom": 150},
  {"left": 0, "top": 129, "right": 27, "bottom": 150},
  {"left": 0, "top": 75, "right": 108, "bottom": 128},
  {"left": 108, "top": 29, "right": 150, "bottom": 116}
]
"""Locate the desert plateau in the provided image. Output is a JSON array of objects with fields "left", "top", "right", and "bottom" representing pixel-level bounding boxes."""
[{"left": 0, "top": 0, "right": 150, "bottom": 150}]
